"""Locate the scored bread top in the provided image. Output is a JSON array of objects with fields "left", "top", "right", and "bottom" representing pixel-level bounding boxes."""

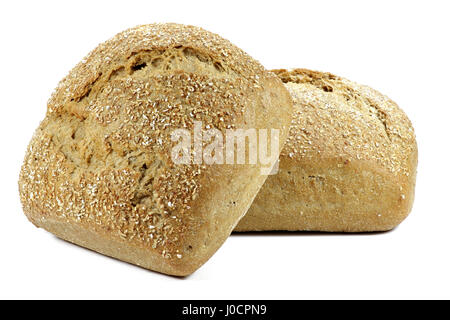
[
  {"left": 272, "top": 68, "right": 417, "bottom": 178},
  {"left": 48, "top": 23, "right": 269, "bottom": 115},
  {"left": 19, "top": 24, "right": 291, "bottom": 267}
]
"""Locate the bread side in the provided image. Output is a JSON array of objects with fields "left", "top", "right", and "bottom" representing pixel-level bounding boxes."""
[
  {"left": 18, "top": 24, "right": 293, "bottom": 275},
  {"left": 236, "top": 69, "right": 417, "bottom": 232}
]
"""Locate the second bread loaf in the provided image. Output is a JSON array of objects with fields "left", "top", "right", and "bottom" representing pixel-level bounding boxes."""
[{"left": 236, "top": 69, "right": 418, "bottom": 232}]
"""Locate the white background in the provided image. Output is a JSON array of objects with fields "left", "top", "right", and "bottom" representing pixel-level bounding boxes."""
[{"left": 1, "top": 0, "right": 449, "bottom": 299}]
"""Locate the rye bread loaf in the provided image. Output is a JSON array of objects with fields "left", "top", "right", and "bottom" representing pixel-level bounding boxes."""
[
  {"left": 236, "top": 69, "right": 417, "bottom": 232},
  {"left": 18, "top": 24, "right": 293, "bottom": 275}
]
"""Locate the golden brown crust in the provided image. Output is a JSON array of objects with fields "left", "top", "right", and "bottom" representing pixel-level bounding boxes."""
[
  {"left": 236, "top": 68, "right": 418, "bottom": 232},
  {"left": 47, "top": 23, "right": 270, "bottom": 115},
  {"left": 18, "top": 24, "right": 293, "bottom": 275}
]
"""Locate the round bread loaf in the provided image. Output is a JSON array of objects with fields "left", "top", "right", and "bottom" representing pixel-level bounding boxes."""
[
  {"left": 18, "top": 24, "right": 293, "bottom": 275},
  {"left": 236, "top": 69, "right": 418, "bottom": 232}
]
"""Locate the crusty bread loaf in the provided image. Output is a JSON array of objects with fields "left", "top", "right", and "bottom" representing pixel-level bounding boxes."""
[
  {"left": 236, "top": 69, "right": 417, "bottom": 232},
  {"left": 18, "top": 24, "right": 293, "bottom": 275}
]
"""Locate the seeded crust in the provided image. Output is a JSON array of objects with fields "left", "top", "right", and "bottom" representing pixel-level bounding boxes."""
[
  {"left": 236, "top": 69, "right": 418, "bottom": 232},
  {"left": 18, "top": 24, "right": 293, "bottom": 275}
]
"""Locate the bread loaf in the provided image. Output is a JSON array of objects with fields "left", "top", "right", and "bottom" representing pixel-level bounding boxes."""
[
  {"left": 236, "top": 69, "right": 417, "bottom": 232},
  {"left": 18, "top": 24, "right": 293, "bottom": 275}
]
